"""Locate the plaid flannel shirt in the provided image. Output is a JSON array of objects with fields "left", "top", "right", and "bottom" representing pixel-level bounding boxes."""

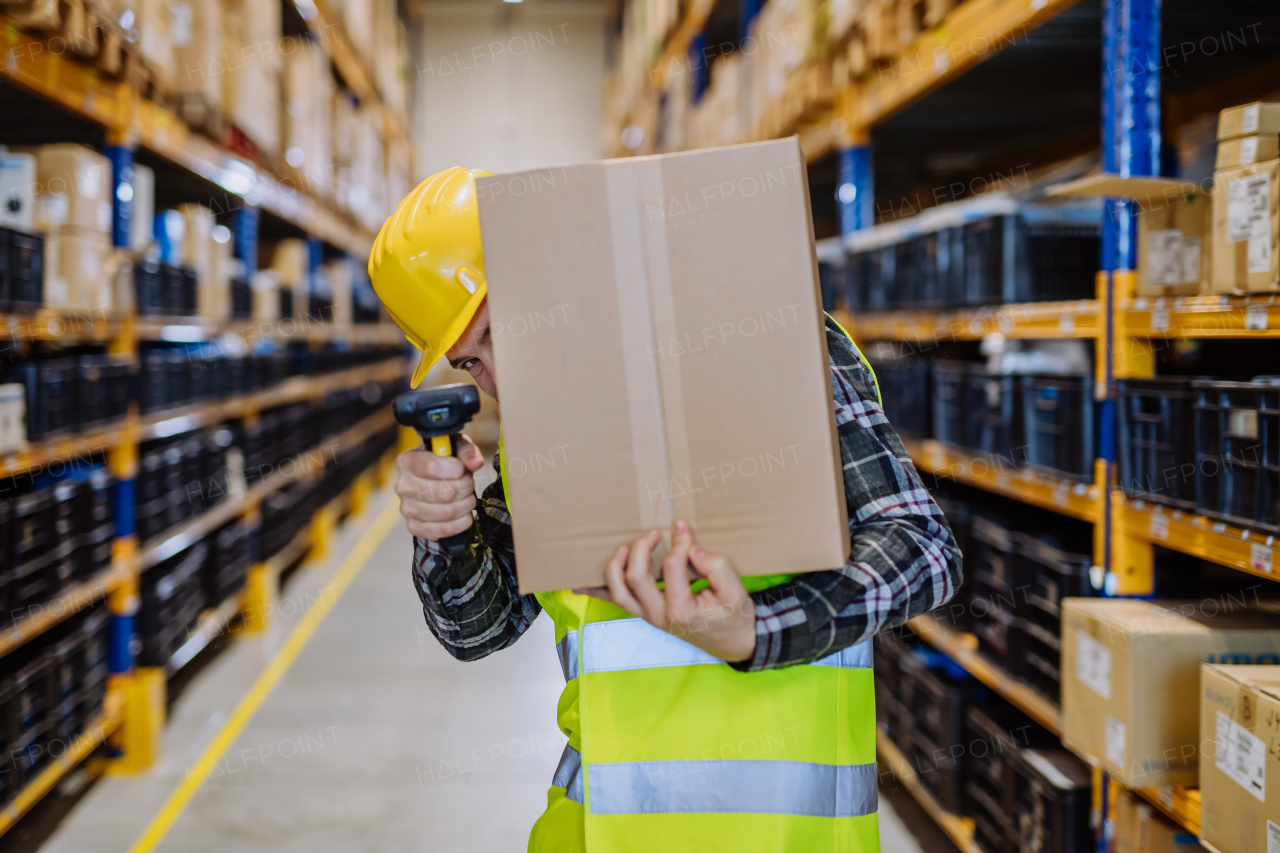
[{"left": 411, "top": 315, "right": 962, "bottom": 670}]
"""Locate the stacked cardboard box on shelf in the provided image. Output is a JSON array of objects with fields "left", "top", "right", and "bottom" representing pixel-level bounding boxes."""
[
  {"left": 33, "top": 144, "right": 114, "bottom": 312},
  {"left": 282, "top": 40, "right": 334, "bottom": 196},
  {"left": 1061, "top": 598, "right": 1280, "bottom": 788},
  {"left": 1199, "top": 664, "right": 1280, "bottom": 853},
  {"left": 1212, "top": 102, "right": 1280, "bottom": 293},
  {"left": 220, "top": 0, "right": 281, "bottom": 160},
  {"left": 172, "top": 0, "right": 225, "bottom": 131}
]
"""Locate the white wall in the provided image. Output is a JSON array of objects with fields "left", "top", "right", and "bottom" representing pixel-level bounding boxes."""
[{"left": 411, "top": 0, "right": 606, "bottom": 179}]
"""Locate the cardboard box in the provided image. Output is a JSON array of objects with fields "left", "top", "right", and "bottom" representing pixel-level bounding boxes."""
[
  {"left": 1211, "top": 159, "right": 1279, "bottom": 293},
  {"left": 172, "top": 0, "right": 222, "bottom": 104},
  {"left": 129, "top": 164, "right": 155, "bottom": 253},
  {"left": 1061, "top": 598, "right": 1280, "bottom": 787},
  {"left": 1216, "top": 135, "right": 1280, "bottom": 169},
  {"left": 1112, "top": 789, "right": 1200, "bottom": 853},
  {"left": 45, "top": 229, "right": 111, "bottom": 311},
  {"left": 477, "top": 139, "right": 849, "bottom": 593},
  {"left": 0, "top": 384, "right": 26, "bottom": 454},
  {"left": 220, "top": 0, "right": 281, "bottom": 158},
  {"left": 34, "top": 144, "right": 111, "bottom": 237},
  {"left": 1199, "top": 664, "right": 1280, "bottom": 853},
  {"left": 136, "top": 0, "right": 176, "bottom": 88},
  {"left": 1044, "top": 174, "right": 1208, "bottom": 296},
  {"left": 1218, "top": 103, "right": 1280, "bottom": 141},
  {"left": 0, "top": 153, "right": 36, "bottom": 231},
  {"left": 282, "top": 42, "right": 333, "bottom": 195}
]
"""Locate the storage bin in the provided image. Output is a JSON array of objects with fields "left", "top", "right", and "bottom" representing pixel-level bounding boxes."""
[
  {"left": 231, "top": 276, "right": 252, "bottom": 318},
  {"left": 1011, "top": 750, "right": 1092, "bottom": 853},
  {"left": 1117, "top": 378, "right": 1199, "bottom": 509},
  {"left": 935, "top": 227, "right": 966, "bottom": 308},
  {"left": 1193, "top": 379, "right": 1280, "bottom": 532},
  {"left": 77, "top": 356, "right": 134, "bottom": 427},
  {"left": 873, "top": 357, "right": 932, "bottom": 439},
  {"left": 4, "top": 228, "right": 44, "bottom": 312},
  {"left": 135, "top": 258, "right": 164, "bottom": 315},
  {"left": 1022, "top": 374, "right": 1095, "bottom": 481},
  {"left": 969, "top": 516, "right": 1020, "bottom": 669},
  {"left": 964, "top": 215, "right": 1099, "bottom": 306},
  {"left": 138, "top": 541, "right": 209, "bottom": 667},
  {"left": 932, "top": 361, "right": 972, "bottom": 448},
  {"left": 965, "top": 371, "right": 1024, "bottom": 464}
]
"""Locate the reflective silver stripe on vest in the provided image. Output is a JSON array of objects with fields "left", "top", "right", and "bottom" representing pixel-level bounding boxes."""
[
  {"left": 556, "top": 631, "right": 580, "bottom": 681},
  {"left": 552, "top": 744, "right": 585, "bottom": 804},
  {"left": 579, "top": 618, "right": 872, "bottom": 674},
  {"left": 587, "top": 759, "right": 877, "bottom": 817}
]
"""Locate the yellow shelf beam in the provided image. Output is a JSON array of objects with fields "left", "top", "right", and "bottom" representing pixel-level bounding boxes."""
[
  {"left": 1118, "top": 499, "right": 1280, "bottom": 584},
  {"left": 844, "top": 0, "right": 1085, "bottom": 131},
  {"left": 0, "top": 563, "right": 132, "bottom": 658},
  {"left": 876, "top": 730, "right": 982, "bottom": 853},
  {"left": 0, "top": 697, "right": 124, "bottom": 835},
  {"left": 844, "top": 300, "right": 1102, "bottom": 342},
  {"left": 902, "top": 438, "right": 1104, "bottom": 523},
  {"left": 1133, "top": 786, "right": 1201, "bottom": 838},
  {"left": 909, "top": 613, "right": 1063, "bottom": 735},
  {"left": 1122, "top": 296, "right": 1280, "bottom": 338}
]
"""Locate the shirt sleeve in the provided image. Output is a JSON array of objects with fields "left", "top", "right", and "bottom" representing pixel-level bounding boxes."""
[
  {"left": 730, "top": 320, "right": 963, "bottom": 672},
  {"left": 411, "top": 451, "right": 542, "bottom": 661}
]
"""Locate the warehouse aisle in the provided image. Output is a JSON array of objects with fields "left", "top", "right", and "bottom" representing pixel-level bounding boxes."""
[{"left": 42, "top": 481, "right": 925, "bottom": 853}]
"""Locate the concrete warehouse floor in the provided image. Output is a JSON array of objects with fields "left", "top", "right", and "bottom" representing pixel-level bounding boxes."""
[{"left": 37, "top": 483, "right": 929, "bottom": 853}]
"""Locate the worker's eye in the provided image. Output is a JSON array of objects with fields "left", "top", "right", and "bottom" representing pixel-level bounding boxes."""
[{"left": 457, "top": 358, "right": 481, "bottom": 373}]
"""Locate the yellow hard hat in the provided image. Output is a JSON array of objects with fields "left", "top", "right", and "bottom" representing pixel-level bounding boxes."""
[{"left": 369, "top": 166, "right": 494, "bottom": 387}]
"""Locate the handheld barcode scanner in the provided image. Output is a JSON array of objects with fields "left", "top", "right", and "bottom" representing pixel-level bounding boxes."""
[{"left": 393, "top": 383, "right": 482, "bottom": 556}]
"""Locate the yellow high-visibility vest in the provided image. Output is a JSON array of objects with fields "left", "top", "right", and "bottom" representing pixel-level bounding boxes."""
[{"left": 501, "top": 323, "right": 882, "bottom": 852}]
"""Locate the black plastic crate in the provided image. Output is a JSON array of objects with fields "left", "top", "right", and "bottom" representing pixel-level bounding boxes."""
[
  {"left": 10, "top": 359, "right": 79, "bottom": 440},
  {"left": 1117, "top": 378, "right": 1198, "bottom": 509},
  {"left": 932, "top": 361, "right": 972, "bottom": 448},
  {"left": 817, "top": 258, "right": 838, "bottom": 312},
  {"left": 4, "top": 228, "right": 44, "bottom": 312},
  {"left": 873, "top": 357, "right": 932, "bottom": 439},
  {"left": 206, "top": 518, "right": 256, "bottom": 605},
  {"left": 966, "top": 372, "right": 1024, "bottom": 463},
  {"left": 4, "top": 654, "right": 52, "bottom": 779},
  {"left": 964, "top": 215, "right": 1099, "bottom": 306},
  {"left": 971, "top": 801, "right": 1014, "bottom": 853},
  {"left": 969, "top": 516, "right": 1021, "bottom": 669},
  {"left": 1194, "top": 379, "right": 1280, "bottom": 532},
  {"left": 1022, "top": 374, "right": 1095, "bottom": 481},
  {"left": 77, "top": 355, "right": 134, "bottom": 427},
  {"left": 138, "top": 542, "right": 209, "bottom": 667},
  {"left": 231, "top": 276, "right": 252, "bottom": 319},
  {"left": 1011, "top": 750, "right": 1092, "bottom": 853},
  {"left": 935, "top": 227, "right": 966, "bottom": 309},
  {"left": 844, "top": 250, "right": 869, "bottom": 312},
  {"left": 1015, "top": 535, "right": 1096, "bottom": 635}
]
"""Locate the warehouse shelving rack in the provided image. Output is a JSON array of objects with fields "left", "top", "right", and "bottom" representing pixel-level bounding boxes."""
[
  {"left": 614, "top": 0, "right": 1280, "bottom": 844},
  {"left": 0, "top": 1, "right": 415, "bottom": 834}
]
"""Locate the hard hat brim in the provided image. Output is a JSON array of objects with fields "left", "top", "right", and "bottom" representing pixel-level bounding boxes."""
[{"left": 408, "top": 282, "right": 488, "bottom": 388}]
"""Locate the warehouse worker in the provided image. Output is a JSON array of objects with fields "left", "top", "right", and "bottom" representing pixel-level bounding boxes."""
[{"left": 371, "top": 167, "right": 962, "bottom": 852}]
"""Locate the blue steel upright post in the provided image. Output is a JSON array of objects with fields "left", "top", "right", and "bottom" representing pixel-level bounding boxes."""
[
  {"left": 837, "top": 140, "right": 874, "bottom": 238},
  {"left": 1098, "top": 0, "right": 1161, "bottom": 842}
]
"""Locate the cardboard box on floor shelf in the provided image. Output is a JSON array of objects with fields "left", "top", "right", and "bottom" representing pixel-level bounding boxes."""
[
  {"left": 1216, "top": 135, "right": 1280, "bottom": 170},
  {"left": 1211, "top": 159, "right": 1279, "bottom": 293},
  {"left": 1218, "top": 103, "right": 1280, "bottom": 140},
  {"left": 1045, "top": 174, "right": 1208, "bottom": 297},
  {"left": 476, "top": 139, "right": 849, "bottom": 593},
  {"left": 171, "top": 0, "right": 222, "bottom": 105},
  {"left": 0, "top": 153, "right": 36, "bottom": 231},
  {"left": 1061, "top": 598, "right": 1280, "bottom": 787},
  {"left": 34, "top": 144, "right": 112, "bottom": 238},
  {"left": 1199, "top": 664, "right": 1280, "bottom": 853},
  {"left": 1112, "top": 789, "right": 1200, "bottom": 853},
  {"left": 282, "top": 42, "right": 333, "bottom": 196}
]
